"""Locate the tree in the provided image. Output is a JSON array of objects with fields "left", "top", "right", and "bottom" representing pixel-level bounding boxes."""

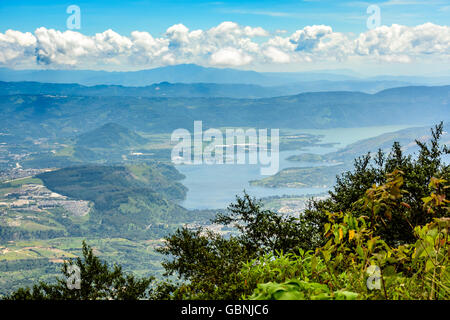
[
  {"left": 304, "top": 122, "right": 449, "bottom": 246},
  {"left": 156, "top": 226, "right": 250, "bottom": 299},
  {"left": 155, "top": 192, "right": 322, "bottom": 299},
  {"left": 4, "top": 241, "right": 153, "bottom": 300},
  {"left": 213, "top": 192, "right": 320, "bottom": 254}
]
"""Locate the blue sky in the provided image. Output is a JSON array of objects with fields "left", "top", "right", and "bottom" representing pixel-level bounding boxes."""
[
  {"left": 1, "top": 0, "right": 448, "bottom": 35},
  {"left": 0, "top": 1, "right": 449, "bottom": 74}
]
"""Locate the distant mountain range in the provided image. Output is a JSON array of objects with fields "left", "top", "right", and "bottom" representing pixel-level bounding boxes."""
[
  {"left": 2, "top": 64, "right": 448, "bottom": 92},
  {"left": 0, "top": 81, "right": 285, "bottom": 99},
  {"left": 0, "top": 80, "right": 421, "bottom": 98},
  {"left": 1, "top": 85, "right": 449, "bottom": 140},
  {"left": 0, "top": 64, "right": 358, "bottom": 86}
]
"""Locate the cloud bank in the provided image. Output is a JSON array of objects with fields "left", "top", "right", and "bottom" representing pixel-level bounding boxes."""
[{"left": 1, "top": 21, "right": 449, "bottom": 69}]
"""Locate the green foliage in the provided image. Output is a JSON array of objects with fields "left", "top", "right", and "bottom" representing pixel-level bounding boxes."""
[
  {"left": 155, "top": 192, "right": 329, "bottom": 300},
  {"left": 213, "top": 193, "right": 319, "bottom": 254},
  {"left": 156, "top": 227, "right": 250, "bottom": 299},
  {"left": 249, "top": 280, "right": 358, "bottom": 300},
  {"left": 304, "top": 122, "right": 449, "bottom": 246},
  {"left": 242, "top": 169, "right": 449, "bottom": 300},
  {"left": 154, "top": 135, "right": 449, "bottom": 300},
  {"left": 3, "top": 241, "right": 154, "bottom": 300},
  {"left": 0, "top": 225, "right": 66, "bottom": 241},
  {"left": 0, "top": 237, "right": 165, "bottom": 296},
  {"left": 240, "top": 251, "right": 315, "bottom": 289},
  {"left": 411, "top": 217, "right": 449, "bottom": 299},
  {"left": 36, "top": 163, "right": 193, "bottom": 238}
]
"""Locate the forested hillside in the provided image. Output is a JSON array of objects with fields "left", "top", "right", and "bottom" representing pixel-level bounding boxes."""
[{"left": 35, "top": 163, "right": 193, "bottom": 238}]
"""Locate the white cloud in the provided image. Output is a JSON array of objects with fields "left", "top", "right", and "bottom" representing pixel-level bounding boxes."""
[
  {"left": 290, "top": 25, "right": 333, "bottom": 52},
  {"left": 263, "top": 46, "right": 291, "bottom": 63},
  {"left": 0, "top": 22, "right": 449, "bottom": 70},
  {"left": 210, "top": 47, "right": 253, "bottom": 66},
  {"left": 354, "top": 23, "right": 450, "bottom": 61},
  {"left": 0, "top": 30, "right": 36, "bottom": 66}
]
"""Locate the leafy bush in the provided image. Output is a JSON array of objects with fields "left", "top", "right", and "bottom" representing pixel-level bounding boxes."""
[
  {"left": 304, "top": 122, "right": 449, "bottom": 246},
  {"left": 249, "top": 280, "right": 358, "bottom": 300},
  {"left": 242, "top": 170, "right": 449, "bottom": 300}
]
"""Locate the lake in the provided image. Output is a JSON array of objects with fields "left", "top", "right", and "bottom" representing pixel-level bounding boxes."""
[{"left": 176, "top": 125, "right": 414, "bottom": 209}]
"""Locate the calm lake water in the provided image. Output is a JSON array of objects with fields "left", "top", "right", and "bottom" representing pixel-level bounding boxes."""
[{"left": 176, "top": 125, "right": 414, "bottom": 209}]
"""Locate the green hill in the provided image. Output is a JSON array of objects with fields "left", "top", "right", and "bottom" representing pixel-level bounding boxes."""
[{"left": 35, "top": 163, "right": 193, "bottom": 238}]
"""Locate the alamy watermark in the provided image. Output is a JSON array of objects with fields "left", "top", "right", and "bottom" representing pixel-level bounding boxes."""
[
  {"left": 367, "top": 5, "right": 381, "bottom": 30},
  {"left": 66, "top": 264, "right": 81, "bottom": 290},
  {"left": 67, "top": 5, "right": 81, "bottom": 30},
  {"left": 171, "top": 121, "right": 279, "bottom": 175},
  {"left": 366, "top": 265, "right": 381, "bottom": 290}
]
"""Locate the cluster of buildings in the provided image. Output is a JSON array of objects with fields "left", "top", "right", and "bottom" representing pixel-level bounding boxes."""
[
  {"left": 0, "top": 184, "right": 90, "bottom": 217},
  {"left": 0, "top": 167, "right": 52, "bottom": 182}
]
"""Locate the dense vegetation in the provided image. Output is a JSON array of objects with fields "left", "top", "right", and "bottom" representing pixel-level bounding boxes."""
[
  {"left": 0, "top": 237, "right": 166, "bottom": 296},
  {"left": 4, "top": 123, "right": 448, "bottom": 300},
  {"left": 3, "top": 242, "right": 154, "bottom": 300},
  {"left": 34, "top": 163, "right": 199, "bottom": 238}
]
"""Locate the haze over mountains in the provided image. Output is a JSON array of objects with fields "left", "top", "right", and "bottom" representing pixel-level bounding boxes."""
[
  {"left": 0, "top": 81, "right": 286, "bottom": 99},
  {"left": 0, "top": 64, "right": 363, "bottom": 86},
  {"left": 75, "top": 123, "right": 148, "bottom": 149},
  {"left": 2, "top": 64, "right": 450, "bottom": 96},
  {"left": 0, "top": 80, "right": 422, "bottom": 98},
  {"left": 1, "top": 85, "right": 448, "bottom": 142}
]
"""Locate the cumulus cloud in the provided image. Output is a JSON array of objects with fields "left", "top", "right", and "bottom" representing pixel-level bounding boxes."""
[
  {"left": 263, "top": 46, "right": 291, "bottom": 63},
  {"left": 0, "top": 22, "right": 449, "bottom": 69},
  {"left": 210, "top": 47, "right": 253, "bottom": 66},
  {"left": 290, "top": 25, "right": 333, "bottom": 52},
  {"left": 0, "top": 30, "right": 36, "bottom": 66},
  {"left": 354, "top": 23, "right": 450, "bottom": 62}
]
